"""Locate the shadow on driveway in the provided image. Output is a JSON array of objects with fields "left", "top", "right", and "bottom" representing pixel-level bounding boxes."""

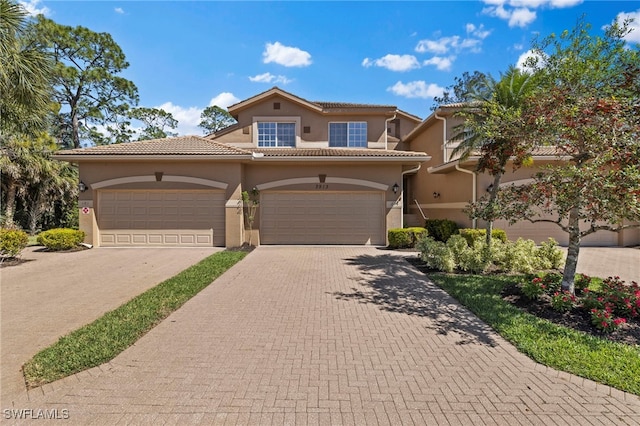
[{"left": 332, "top": 253, "right": 499, "bottom": 348}]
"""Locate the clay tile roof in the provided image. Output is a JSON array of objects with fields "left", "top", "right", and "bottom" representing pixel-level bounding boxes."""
[
  {"left": 55, "top": 136, "right": 250, "bottom": 156},
  {"left": 250, "top": 148, "right": 428, "bottom": 158},
  {"left": 314, "top": 101, "right": 397, "bottom": 109}
]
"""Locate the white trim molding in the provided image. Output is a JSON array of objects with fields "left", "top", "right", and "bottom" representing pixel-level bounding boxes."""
[
  {"left": 91, "top": 175, "right": 228, "bottom": 190},
  {"left": 256, "top": 176, "right": 388, "bottom": 191}
]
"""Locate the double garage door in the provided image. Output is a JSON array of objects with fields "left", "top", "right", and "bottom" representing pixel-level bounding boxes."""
[
  {"left": 260, "top": 191, "right": 386, "bottom": 245},
  {"left": 98, "top": 190, "right": 225, "bottom": 247}
]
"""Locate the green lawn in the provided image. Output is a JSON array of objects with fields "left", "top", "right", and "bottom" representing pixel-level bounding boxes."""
[
  {"left": 428, "top": 273, "right": 640, "bottom": 395},
  {"left": 23, "top": 249, "right": 248, "bottom": 388}
]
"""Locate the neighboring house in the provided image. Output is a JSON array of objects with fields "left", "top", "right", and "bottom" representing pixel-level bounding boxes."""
[
  {"left": 54, "top": 87, "right": 640, "bottom": 247},
  {"left": 402, "top": 105, "right": 640, "bottom": 247}
]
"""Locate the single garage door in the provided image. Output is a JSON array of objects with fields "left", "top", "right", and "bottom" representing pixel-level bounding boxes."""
[
  {"left": 260, "top": 191, "right": 385, "bottom": 245},
  {"left": 493, "top": 218, "right": 618, "bottom": 246},
  {"left": 98, "top": 190, "right": 225, "bottom": 246}
]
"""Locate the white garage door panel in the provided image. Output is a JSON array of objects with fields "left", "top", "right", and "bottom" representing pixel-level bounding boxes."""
[
  {"left": 98, "top": 190, "right": 225, "bottom": 247},
  {"left": 261, "top": 191, "right": 385, "bottom": 245}
]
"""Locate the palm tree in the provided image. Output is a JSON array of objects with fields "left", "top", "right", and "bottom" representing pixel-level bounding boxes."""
[
  {"left": 451, "top": 65, "right": 539, "bottom": 248},
  {"left": 0, "top": 0, "right": 53, "bottom": 134}
]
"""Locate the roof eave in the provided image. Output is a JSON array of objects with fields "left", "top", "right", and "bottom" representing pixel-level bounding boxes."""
[
  {"left": 250, "top": 155, "right": 431, "bottom": 162},
  {"left": 53, "top": 154, "right": 252, "bottom": 162}
]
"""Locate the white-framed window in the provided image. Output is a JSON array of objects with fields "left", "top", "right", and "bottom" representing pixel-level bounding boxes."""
[
  {"left": 257, "top": 122, "right": 295, "bottom": 147},
  {"left": 329, "top": 122, "right": 367, "bottom": 147}
]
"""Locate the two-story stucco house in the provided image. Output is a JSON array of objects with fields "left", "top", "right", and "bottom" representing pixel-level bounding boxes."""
[{"left": 55, "top": 87, "right": 640, "bottom": 248}]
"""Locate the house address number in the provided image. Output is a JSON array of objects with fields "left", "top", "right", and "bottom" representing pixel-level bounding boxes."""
[{"left": 315, "top": 184, "right": 329, "bottom": 190}]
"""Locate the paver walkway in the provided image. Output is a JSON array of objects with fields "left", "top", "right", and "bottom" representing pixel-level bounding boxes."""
[{"left": 5, "top": 247, "right": 640, "bottom": 425}]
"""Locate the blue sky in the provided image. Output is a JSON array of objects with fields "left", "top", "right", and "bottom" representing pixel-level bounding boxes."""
[{"left": 22, "top": 0, "right": 640, "bottom": 136}]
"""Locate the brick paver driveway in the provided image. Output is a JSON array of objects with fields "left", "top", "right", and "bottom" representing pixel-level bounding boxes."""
[{"left": 8, "top": 247, "right": 640, "bottom": 425}]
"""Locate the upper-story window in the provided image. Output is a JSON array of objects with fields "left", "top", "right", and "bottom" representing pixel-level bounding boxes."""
[
  {"left": 329, "top": 122, "right": 367, "bottom": 148},
  {"left": 257, "top": 122, "right": 296, "bottom": 147}
]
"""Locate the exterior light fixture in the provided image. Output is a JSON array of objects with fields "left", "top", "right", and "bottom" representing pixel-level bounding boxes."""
[
  {"left": 155, "top": 172, "right": 164, "bottom": 182},
  {"left": 392, "top": 183, "right": 399, "bottom": 194},
  {"left": 433, "top": 192, "right": 440, "bottom": 199},
  {"left": 78, "top": 181, "right": 88, "bottom": 192},
  {"left": 486, "top": 184, "right": 494, "bottom": 193}
]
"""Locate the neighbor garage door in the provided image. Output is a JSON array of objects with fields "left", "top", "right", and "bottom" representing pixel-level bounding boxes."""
[
  {"left": 260, "top": 191, "right": 385, "bottom": 245},
  {"left": 493, "top": 219, "right": 618, "bottom": 246},
  {"left": 98, "top": 190, "right": 225, "bottom": 247}
]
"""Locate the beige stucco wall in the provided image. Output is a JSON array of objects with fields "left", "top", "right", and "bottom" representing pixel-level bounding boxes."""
[
  {"left": 78, "top": 161, "right": 243, "bottom": 247},
  {"left": 216, "top": 94, "right": 408, "bottom": 149}
]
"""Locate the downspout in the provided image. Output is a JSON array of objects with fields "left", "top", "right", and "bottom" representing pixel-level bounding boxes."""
[
  {"left": 400, "top": 163, "right": 422, "bottom": 228},
  {"left": 455, "top": 164, "right": 477, "bottom": 229},
  {"left": 434, "top": 111, "right": 447, "bottom": 163},
  {"left": 384, "top": 113, "right": 397, "bottom": 150}
]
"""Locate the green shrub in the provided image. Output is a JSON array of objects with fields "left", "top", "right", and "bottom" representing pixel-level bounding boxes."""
[
  {"left": 0, "top": 228, "right": 29, "bottom": 258},
  {"left": 501, "top": 238, "right": 540, "bottom": 273},
  {"left": 522, "top": 277, "right": 546, "bottom": 300},
  {"left": 37, "top": 228, "right": 85, "bottom": 251},
  {"left": 551, "top": 291, "right": 577, "bottom": 312},
  {"left": 424, "top": 219, "right": 459, "bottom": 242},
  {"left": 536, "top": 238, "right": 565, "bottom": 269},
  {"left": 416, "top": 236, "right": 455, "bottom": 273},
  {"left": 458, "top": 228, "right": 507, "bottom": 246},
  {"left": 387, "top": 227, "right": 427, "bottom": 249}
]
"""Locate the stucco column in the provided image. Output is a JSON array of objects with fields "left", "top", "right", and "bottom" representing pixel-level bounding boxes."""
[
  {"left": 225, "top": 184, "right": 244, "bottom": 248},
  {"left": 78, "top": 199, "right": 97, "bottom": 246}
]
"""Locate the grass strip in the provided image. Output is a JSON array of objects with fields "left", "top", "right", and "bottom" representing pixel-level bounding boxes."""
[
  {"left": 23, "top": 250, "right": 247, "bottom": 388},
  {"left": 429, "top": 273, "right": 640, "bottom": 395}
]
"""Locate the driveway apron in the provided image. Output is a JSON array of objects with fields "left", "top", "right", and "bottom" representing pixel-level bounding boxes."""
[
  {"left": 1, "top": 247, "right": 220, "bottom": 406},
  {"left": 5, "top": 247, "right": 640, "bottom": 425}
]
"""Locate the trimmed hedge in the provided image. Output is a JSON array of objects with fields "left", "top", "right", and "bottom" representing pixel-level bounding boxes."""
[
  {"left": 37, "top": 228, "right": 85, "bottom": 251},
  {"left": 0, "top": 228, "right": 29, "bottom": 258},
  {"left": 388, "top": 227, "right": 427, "bottom": 249},
  {"left": 459, "top": 228, "right": 508, "bottom": 246},
  {"left": 424, "top": 219, "right": 459, "bottom": 242}
]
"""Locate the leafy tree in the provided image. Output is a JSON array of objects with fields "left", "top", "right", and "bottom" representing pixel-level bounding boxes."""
[
  {"left": 490, "top": 19, "right": 640, "bottom": 293},
  {"left": 0, "top": 0, "right": 53, "bottom": 134},
  {"left": 30, "top": 16, "right": 139, "bottom": 148},
  {"left": 452, "top": 65, "right": 538, "bottom": 249},
  {"left": 198, "top": 105, "right": 236, "bottom": 134},
  {"left": 432, "top": 71, "right": 486, "bottom": 108},
  {"left": 129, "top": 107, "right": 178, "bottom": 140},
  {"left": 0, "top": 133, "right": 78, "bottom": 232}
]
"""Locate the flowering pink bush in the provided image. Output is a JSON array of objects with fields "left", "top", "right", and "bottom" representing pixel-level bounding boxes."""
[
  {"left": 590, "top": 306, "right": 627, "bottom": 332},
  {"left": 551, "top": 291, "right": 577, "bottom": 312}
]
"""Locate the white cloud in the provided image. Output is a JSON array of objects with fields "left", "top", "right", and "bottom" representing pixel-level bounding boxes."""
[
  {"left": 415, "top": 33, "right": 484, "bottom": 55},
  {"left": 156, "top": 102, "right": 202, "bottom": 136},
  {"left": 516, "top": 49, "right": 547, "bottom": 72},
  {"left": 248, "top": 72, "right": 292, "bottom": 84},
  {"left": 115, "top": 7, "right": 124, "bottom": 14},
  {"left": 208, "top": 92, "right": 240, "bottom": 109},
  {"left": 361, "top": 54, "right": 420, "bottom": 72},
  {"left": 423, "top": 56, "right": 455, "bottom": 71},
  {"left": 387, "top": 81, "right": 445, "bottom": 99},
  {"left": 415, "top": 36, "right": 460, "bottom": 54},
  {"left": 466, "top": 23, "right": 492, "bottom": 39},
  {"left": 19, "top": 0, "right": 49, "bottom": 16},
  {"left": 612, "top": 10, "right": 640, "bottom": 44},
  {"left": 482, "top": 0, "right": 582, "bottom": 27},
  {"left": 263, "top": 42, "right": 312, "bottom": 67}
]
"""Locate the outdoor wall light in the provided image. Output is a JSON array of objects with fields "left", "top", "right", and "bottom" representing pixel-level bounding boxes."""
[
  {"left": 486, "top": 184, "right": 494, "bottom": 193},
  {"left": 433, "top": 192, "right": 441, "bottom": 199},
  {"left": 392, "top": 183, "right": 399, "bottom": 194},
  {"left": 155, "top": 172, "right": 164, "bottom": 182},
  {"left": 78, "top": 181, "right": 88, "bottom": 192}
]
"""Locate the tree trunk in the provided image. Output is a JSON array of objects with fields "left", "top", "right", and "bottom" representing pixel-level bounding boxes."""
[
  {"left": 484, "top": 173, "right": 503, "bottom": 249},
  {"left": 562, "top": 207, "right": 581, "bottom": 294},
  {"left": 71, "top": 109, "right": 80, "bottom": 149},
  {"left": 3, "top": 178, "right": 17, "bottom": 227}
]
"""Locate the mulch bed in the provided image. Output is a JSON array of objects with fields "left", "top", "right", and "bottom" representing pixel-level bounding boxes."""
[
  {"left": 501, "top": 282, "right": 640, "bottom": 346},
  {"left": 405, "top": 256, "right": 639, "bottom": 347}
]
